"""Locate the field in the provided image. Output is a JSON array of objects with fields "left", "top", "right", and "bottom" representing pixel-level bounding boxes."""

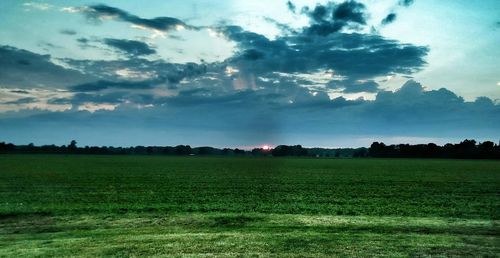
[{"left": 0, "top": 155, "right": 499, "bottom": 257}]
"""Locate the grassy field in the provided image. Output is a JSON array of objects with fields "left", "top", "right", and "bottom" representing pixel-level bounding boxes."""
[{"left": 0, "top": 155, "right": 499, "bottom": 257}]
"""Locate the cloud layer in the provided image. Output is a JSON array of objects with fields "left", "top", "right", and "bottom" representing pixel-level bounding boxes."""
[
  {"left": 83, "top": 4, "right": 196, "bottom": 32},
  {"left": 103, "top": 38, "right": 156, "bottom": 56},
  {"left": 0, "top": 1, "right": 498, "bottom": 146}
]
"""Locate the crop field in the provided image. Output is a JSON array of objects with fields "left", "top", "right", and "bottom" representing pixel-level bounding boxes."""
[{"left": 0, "top": 155, "right": 499, "bottom": 257}]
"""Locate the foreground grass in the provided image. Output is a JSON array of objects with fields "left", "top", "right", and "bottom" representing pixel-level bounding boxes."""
[
  {"left": 0, "top": 155, "right": 499, "bottom": 256},
  {"left": 1, "top": 213, "right": 498, "bottom": 257}
]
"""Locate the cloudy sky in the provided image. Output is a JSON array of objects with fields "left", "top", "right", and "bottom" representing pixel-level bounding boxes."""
[{"left": 0, "top": 0, "right": 499, "bottom": 148}]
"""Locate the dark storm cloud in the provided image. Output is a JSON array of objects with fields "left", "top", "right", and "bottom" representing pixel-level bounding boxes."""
[
  {"left": 380, "top": 0, "right": 415, "bottom": 26},
  {"left": 219, "top": 26, "right": 286, "bottom": 51},
  {"left": 77, "top": 38, "right": 89, "bottom": 44},
  {"left": 333, "top": 1, "right": 366, "bottom": 24},
  {"left": 103, "top": 38, "right": 156, "bottom": 57},
  {"left": 19, "top": 0, "right": 425, "bottom": 102},
  {"left": 398, "top": 0, "right": 415, "bottom": 7},
  {"left": 62, "top": 57, "right": 208, "bottom": 84},
  {"left": 38, "top": 42, "right": 62, "bottom": 50},
  {"left": 47, "top": 98, "right": 72, "bottom": 105},
  {"left": 75, "top": 37, "right": 103, "bottom": 50},
  {"left": 363, "top": 81, "right": 494, "bottom": 129},
  {"left": 381, "top": 13, "right": 397, "bottom": 25},
  {"left": 263, "top": 17, "right": 295, "bottom": 34},
  {"left": 70, "top": 79, "right": 158, "bottom": 92},
  {"left": 153, "top": 82, "right": 357, "bottom": 110},
  {"left": 221, "top": 26, "right": 428, "bottom": 82},
  {"left": 1, "top": 1, "right": 498, "bottom": 147},
  {"left": 328, "top": 79, "right": 380, "bottom": 93},
  {"left": 10, "top": 90, "right": 30, "bottom": 94},
  {"left": 2, "top": 97, "right": 38, "bottom": 105},
  {"left": 49, "top": 92, "right": 145, "bottom": 106},
  {"left": 303, "top": 0, "right": 367, "bottom": 36},
  {"left": 59, "top": 29, "right": 77, "bottom": 35},
  {"left": 241, "top": 49, "right": 265, "bottom": 60},
  {"left": 0, "top": 0, "right": 428, "bottom": 113},
  {"left": 0, "top": 45, "right": 94, "bottom": 88},
  {"left": 374, "top": 80, "right": 458, "bottom": 105},
  {"left": 213, "top": 1, "right": 427, "bottom": 91},
  {"left": 83, "top": 4, "right": 196, "bottom": 31},
  {"left": 162, "top": 89, "right": 258, "bottom": 107},
  {"left": 73, "top": 92, "right": 133, "bottom": 104},
  {"left": 49, "top": 90, "right": 155, "bottom": 107},
  {"left": 286, "top": 1, "right": 296, "bottom": 13},
  {"left": 3, "top": 80, "right": 499, "bottom": 147}
]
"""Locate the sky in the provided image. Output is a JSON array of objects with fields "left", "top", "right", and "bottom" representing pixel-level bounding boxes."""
[{"left": 0, "top": 0, "right": 499, "bottom": 148}]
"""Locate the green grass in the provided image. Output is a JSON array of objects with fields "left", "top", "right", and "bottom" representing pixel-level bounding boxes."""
[{"left": 0, "top": 155, "right": 499, "bottom": 256}]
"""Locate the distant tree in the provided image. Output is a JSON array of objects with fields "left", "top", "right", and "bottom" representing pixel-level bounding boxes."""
[
  {"left": 251, "top": 148, "right": 269, "bottom": 156},
  {"left": 222, "top": 148, "right": 234, "bottom": 155},
  {"left": 233, "top": 148, "right": 246, "bottom": 155},
  {"left": 425, "top": 143, "right": 439, "bottom": 158},
  {"left": 27, "top": 143, "right": 35, "bottom": 153},
  {"left": 196, "top": 146, "right": 218, "bottom": 155},
  {"left": 353, "top": 148, "right": 367, "bottom": 158},
  {"left": 369, "top": 142, "right": 386, "bottom": 157},
  {"left": 478, "top": 141, "right": 495, "bottom": 159},
  {"left": 174, "top": 145, "right": 192, "bottom": 155},
  {"left": 1, "top": 139, "right": 498, "bottom": 159},
  {"left": 456, "top": 139, "right": 477, "bottom": 158},
  {"left": 0, "top": 142, "right": 8, "bottom": 153},
  {"left": 68, "top": 140, "right": 77, "bottom": 153},
  {"left": 272, "top": 145, "right": 307, "bottom": 156}
]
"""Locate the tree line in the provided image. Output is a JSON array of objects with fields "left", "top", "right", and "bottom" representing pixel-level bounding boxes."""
[
  {"left": 0, "top": 139, "right": 499, "bottom": 159},
  {"left": 367, "top": 140, "right": 500, "bottom": 159}
]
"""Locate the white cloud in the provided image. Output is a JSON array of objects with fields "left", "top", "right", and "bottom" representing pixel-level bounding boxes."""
[
  {"left": 225, "top": 66, "right": 239, "bottom": 76},
  {"left": 77, "top": 102, "right": 117, "bottom": 112},
  {"left": 0, "top": 88, "right": 73, "bottom": 112},
  {"left": 23, "top": 2, "right": 53, "bottom": 11},
  {"left": 115, "top": 69, "right": 156, "bottom": 80},
  {"left": 60, "top": 6, "right": 86, "bottom": 13}
]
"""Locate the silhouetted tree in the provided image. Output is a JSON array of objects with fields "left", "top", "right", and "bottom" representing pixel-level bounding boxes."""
[
  {"left": 0, "top": 139, "right": 498, "bottom": 159},
  {"left": 353, "top": 148, "right": 367, "bottom": 157},
  {"left": 174, "top": 145, "right": 192, "bottom": 155},
  {"left": 233, "top": 148, "right": 246, "bottom": 155},
  {"left": 272, "top": 145, "right": 307, "bottom": 156},
  {"left": 367, "top": 140, "right": 500, "bottom": 159},
  {"left": 68, "top": 140, "right": 77, "bottom": 153}
]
